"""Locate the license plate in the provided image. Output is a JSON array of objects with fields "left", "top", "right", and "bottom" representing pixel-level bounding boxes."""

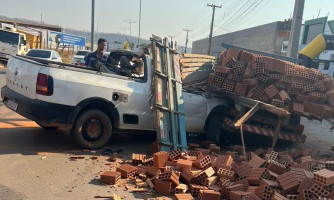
[{"left": 6, "top": 99, "right": 18, "bottom": 111}]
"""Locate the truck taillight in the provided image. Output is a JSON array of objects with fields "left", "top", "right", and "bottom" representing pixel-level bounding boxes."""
[{"left": 36, "top": 73, "right": 53, "bottom": 96}]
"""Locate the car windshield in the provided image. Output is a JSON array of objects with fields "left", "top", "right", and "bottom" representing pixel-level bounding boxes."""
[
  {"left": 0, "top": 30, "right": 19, "bottom": 45},
  {"left": 26, "top": 50, "right": 51, "bottom": 58},
  {"left": 76, "top": 51, "right": 89, "bottom": 56}
]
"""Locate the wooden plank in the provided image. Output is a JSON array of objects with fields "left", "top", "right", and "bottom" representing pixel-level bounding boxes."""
[
  {"left": 234, "top": 103, "right": 260, "bottom": 128},
  {"left": 272, "top": 118, "right": 283, "bottom": 148},
  {"left": 180, "top": 58, "right": 215, "bottom": 63},
  {"left": 181, "top": 62, "right": 214, "bottom": 67},
  {"left": 183, "top": 53, "right": 215, "bottom": 59}
]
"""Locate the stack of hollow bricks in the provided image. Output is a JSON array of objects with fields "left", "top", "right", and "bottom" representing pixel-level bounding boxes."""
[
  {"left": 98, "top": 144, "right": 334, "bottom": 200},
  {"left": 208, "top": 49, "right": 334, "bottom": 119}
]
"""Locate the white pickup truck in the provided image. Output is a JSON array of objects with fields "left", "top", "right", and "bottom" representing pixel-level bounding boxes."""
[{"left": 1, "top": 49, "right": 229, "bottom": 149}]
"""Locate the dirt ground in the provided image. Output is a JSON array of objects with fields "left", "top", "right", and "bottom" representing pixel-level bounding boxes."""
[{"left": 1, "top": 67, "right": 334, "bottom": 199}]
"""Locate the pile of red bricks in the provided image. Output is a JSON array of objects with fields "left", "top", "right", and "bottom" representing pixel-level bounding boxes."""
[
  {"left": 208, "top": 49, "right": 334, "bottom": 119},
  {"left": 99, "top": 143, "right": 334, "bottom": 200}
]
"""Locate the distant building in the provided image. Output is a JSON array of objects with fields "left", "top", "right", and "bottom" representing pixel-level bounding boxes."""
[{"left": 192, "top": 20, "right": 292, "bottom": 57}]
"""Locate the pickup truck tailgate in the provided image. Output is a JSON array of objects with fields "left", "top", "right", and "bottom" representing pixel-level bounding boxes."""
[{"left": 6, "top": 56, "right": 42, "bottom": 99}]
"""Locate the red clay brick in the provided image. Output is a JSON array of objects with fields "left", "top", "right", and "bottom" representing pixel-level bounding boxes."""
[
  {"left": 277, "top": 172, "right": 299, "bottom": 193},
  {"left": 154, "top": 179, "right": 172, "bottom": 195},
  {"left": 235, "top": 163, "right": 252, "bottom": 178},
  {"left": 235, "top": 82, "right": 248, "bottom": 95},
  {"left": 116, "top": 164, "right": 137, "bottom": 178},
  {"left": 176, "top": 159, "right": 192, "bottom": 172},
  {"left": 100, "top": 171, "right": 121, "bottom": 185},
  {"left": 249, "top": 153, "right": 265, "bottom": 168},
  {"left": 153, "top": 151, "right": 168, "bottom": 168},
  {"left": 175, "top": 193, "right": 194, "bottom": 200},
  {"left": 168, "top": 148, "right": 182, "bottom": 160},
  {"left": 309, "top": 183, "right": 330, "bottom": 198},
  {"left": 266, "top": 160, "right": 286, "bottom": 175},
  {"left": 271, "top": 191, "right": 288, "bottom": 200},
  {"left": 264, "top": 84, "right": 279, "bottom": 99},
  {"left": 192, "top": 155, "right": 211, "bottom": 169},
  {"left": 180, "top": 171, "right": 194, "bottom": 185},
  {"left": 132, "top": 154, "right": 146, "bottom": 165},
  {"left": 254, "top": 185, "right": 273, "bottom": 200},
  {"left": 145, "top": 166, "right": 160, "bottom": 177},
  {"left": 247, "top": 168, "right": 266, "bottom": 185},
  {"left": 297, "top": 177, "right": 316, "bottom": 193},
  {"left": 314, "top": 169, "right": 334, "bottom": 186},
  {"left": 189, "top": 184, "right": 208, "bottom": 196},
  {"left": 158, "top": 171, "right": 180, "bottom": 187},
  {"left": 198, "top": 190, "right": 221, "bottom": 200}
]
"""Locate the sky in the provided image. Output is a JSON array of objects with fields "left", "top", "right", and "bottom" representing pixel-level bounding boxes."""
[{"left": 0, "top": 0, "right": 333, "bottom": 47}]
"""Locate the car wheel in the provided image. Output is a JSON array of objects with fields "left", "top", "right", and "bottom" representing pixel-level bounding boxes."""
[
  {"left": 206, "top": 113, "right": 225, "bottom": 143},
  {"left": 71, "top": 109, "right": 113, "bottom": 149}
]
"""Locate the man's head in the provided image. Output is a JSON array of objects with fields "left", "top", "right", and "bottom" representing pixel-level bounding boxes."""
[{"left": 97, "top": 38, "right": 107, "bottom": 52}]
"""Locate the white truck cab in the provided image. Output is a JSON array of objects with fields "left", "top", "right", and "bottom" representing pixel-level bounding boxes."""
[
  {"left": 0, "top": 28, "right": 27, "bottom": 60},
  {"left": 1, "top": 49, "right": 228, "bottom": 149}
]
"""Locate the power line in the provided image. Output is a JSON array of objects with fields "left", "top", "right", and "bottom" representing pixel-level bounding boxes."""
[
  {"left": 207, "top": 3, "right": 222, "bottom": 55},
  {"left": 183, "top": 29, "right": 192, "bottom": 53},
  {"left": 213, "top": 0, "right": 262, "bottom": 36}
]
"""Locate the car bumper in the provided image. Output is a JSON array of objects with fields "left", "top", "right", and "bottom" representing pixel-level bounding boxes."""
[{"left": 1, "top": 86, "right": 75, "bottom": 129}]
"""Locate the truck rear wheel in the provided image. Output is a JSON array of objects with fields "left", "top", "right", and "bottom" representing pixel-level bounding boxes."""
[
  {"left": 71, "top": 109, "right": 112, "bottom": 149},
  {"left": 206, "top": 114, "right": 224, "bottom": 143}
]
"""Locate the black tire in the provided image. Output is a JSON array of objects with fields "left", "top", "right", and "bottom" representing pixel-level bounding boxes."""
[
  {"left": 71, "top": 109, "right": 113, "bottom": 149},
  {"left": 205, "top": 113, "right": 224, "bottom": 143},
  {"left": 36, "top": 123, "right": 59, "bottom": 130}
]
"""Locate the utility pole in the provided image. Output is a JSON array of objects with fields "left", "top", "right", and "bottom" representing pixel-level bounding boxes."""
[
  {"left": 137, "top": 0, "right": 142, "bottom": 46},
  {"left": 124, "top": 19, "right": 137, "bottom": 38},
  {"left": 183, "top": 29, "right": 192, "bottom": 54},
  {"left": 40, "top": 13, "right": 43, "bottom": 24},
  {"left": 207, "top": 4, "right": 221, "bottom": 55},
  {"left": 91, "top": 0, "right": 95, "bottom": 51},
  {"left": 287, "top": 0, "right": 305, "bottom": 58}
]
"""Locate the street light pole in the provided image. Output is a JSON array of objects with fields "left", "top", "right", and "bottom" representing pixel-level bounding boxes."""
[
  {"left": 138, "top": 0, "right": 142, "bottom": 46},
  {"left": 90, "top": 0, "right": 95, "bottom": 51}
]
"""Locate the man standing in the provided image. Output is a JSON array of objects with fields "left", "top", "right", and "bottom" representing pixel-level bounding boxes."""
[{"left": 85, "top": 38, "right": 108, "bottom": 68}]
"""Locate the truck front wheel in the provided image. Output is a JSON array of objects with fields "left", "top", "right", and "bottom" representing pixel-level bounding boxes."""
[
  {"left": 206, "top": 114, "right": 224, "bottom": 143},
  {"left": 71, "top": 109, "right": 112, "bottom": 149}
]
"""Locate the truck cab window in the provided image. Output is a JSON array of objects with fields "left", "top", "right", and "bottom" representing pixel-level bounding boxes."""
[
  {"left": 20, "top": 35, "right": 25, "bottom": 45},
  {"left": 104, "top": 51, "right": 146, "bottom": 79}
]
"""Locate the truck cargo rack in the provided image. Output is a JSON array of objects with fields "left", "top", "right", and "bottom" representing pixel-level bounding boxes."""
[{"left": 151, "top": 35, "right": 187, "bottom": 152}]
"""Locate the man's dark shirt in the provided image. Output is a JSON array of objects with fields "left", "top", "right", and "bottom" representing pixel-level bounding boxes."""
[{"left": 84, "top": 51, "right": 108, "bottom": 69}]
